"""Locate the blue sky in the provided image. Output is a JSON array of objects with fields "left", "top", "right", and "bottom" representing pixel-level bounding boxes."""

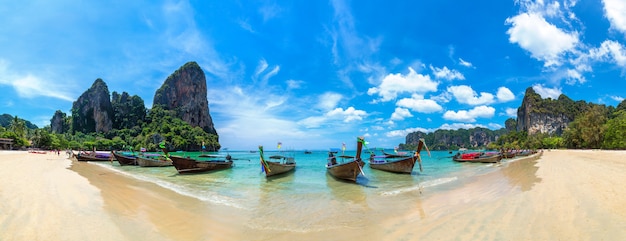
[{"left": 1, "top": 0, "right": 625, "bottom": 150}]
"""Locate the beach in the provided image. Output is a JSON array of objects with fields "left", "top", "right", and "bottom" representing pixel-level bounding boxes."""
[{"left": 1, "top": 150, "right": 625, "bottom": 240}]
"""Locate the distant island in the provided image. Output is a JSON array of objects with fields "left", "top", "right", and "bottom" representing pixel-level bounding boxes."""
[
  {"left": 400, "top": 87, "right": 626, "bottom": 151},
  {"left": 1, "top": 67, "right": 625, "bottom": 151}
]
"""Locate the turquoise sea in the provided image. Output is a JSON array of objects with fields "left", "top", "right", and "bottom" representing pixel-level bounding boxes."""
[{"left": 89, "top": 149, "right": 516, "bottom": 232}]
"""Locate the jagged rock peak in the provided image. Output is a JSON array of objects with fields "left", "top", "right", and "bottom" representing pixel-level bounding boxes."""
[
  {"left": 515, "top": 87, "right": 578, "bottom": 135},
  {"left": 71, "top": 78, "right": 113, "bottom": 133},
  {"left": 153, "top": 61, "right": 217, "bottom": 135},
  {"left": 50, "top": 110, "right": 68, "bottom": 134}
]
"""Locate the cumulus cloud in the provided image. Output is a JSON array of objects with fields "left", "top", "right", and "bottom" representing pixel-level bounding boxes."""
[
  {"left": 603, "top": 0, "right": 626, "bottom": 35},
  {"left": 532, "top": 84, "right": 562, "bottom": 99},
  {"left": 442, "top": 105, "right": 495, "bottom": 122},
  {"left": 506, "top": 12, "right": 579, "bottom": 67},
  {"left": 390, "top": 107, "right": 413, "bottom": 121},
  {"left": 505, "top": 107, "right": 518, "bottom": 117},
  {"left": 326, "top": 107, "right": 368, "bottom": 122},
  {"left": 396, "top": 94, "right": 443, "bottom": 113},
  {"left": 588, "top": 40, "right": 626, "bottom": 68},
  {"left": 367, "top": 67, "right": 438, "bottom": 102},
  {"left": 298, "top": 106, "right": 367, "bottom": 128},
  {"left": 447, "top": 85, "right": 495, "bottom": 105},
  {"left": 496, "top": 87, "right": 515, "bottom": 102},
  {"left": 430, "top": 65, "right": 465, "bottom": 80}
]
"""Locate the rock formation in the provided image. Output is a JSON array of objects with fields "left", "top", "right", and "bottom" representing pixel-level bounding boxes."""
[
  {"left": 405, "top": 128, "right": 504, "bottom": 150},
  {"left": 111, "top": 91, "right": 146, "bottom": 129},
  {"left": 50, "top": 110, "right": 68, "bottom": 134},
  {"left": 153, "top": 61, "right": 218, "bottom": 135},
  {"left": 516, "top": 87, "right": 583, "bottom": 135},
  {"left": 71, "top": 79, "right": 113, "bottom": 133}
]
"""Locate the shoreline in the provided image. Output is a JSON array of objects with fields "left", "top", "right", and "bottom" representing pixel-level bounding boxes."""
[{"left": 1, "top": 150, "right": 625, "bottom": 240}]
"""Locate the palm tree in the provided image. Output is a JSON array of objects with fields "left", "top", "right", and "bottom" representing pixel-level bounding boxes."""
[{"left": 10, "top": 116, "right": 25, "bottom": 138}]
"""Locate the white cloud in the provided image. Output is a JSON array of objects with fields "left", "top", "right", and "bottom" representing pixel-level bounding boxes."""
[
  {"left": 367, "top": 67, "right": 439, "bottom": 102},
  {"left": 489, "top": 123, "right": 503, "bottom": 129},
  {"left": 610, "top": 95, "right": 624, "bottom": 102},
  {"left": 254, "top": 59, "right": 269, "bottom": 79},
  {"left": 496, "top": 87, "right": 515, "bottom": 102},
  {"left": 439, "top": 123, "right": 486, "bottom": 130},
  {"left": 253, "top": 59, "right": 280, "bottom": 84},
  {"left": 506, "top": 12, "right": 579, "bottom": 67},
  {"left": 459, "top": 58, "right": 473, "bottom": 68},
  {"left": 390, "top": 107, "right": 413, "bottom": 121},
  {"left": 603, "top": 0, "right": 626, "bottom": 35},
  {"left": 588, "top": 40, "right": 626, "bottom": 68},
  {"left": 326, "top": 106, "right": 368, "bottom": 122},
  {"left": 505, "top": 107, "right": 518, "bottom": 117},
  {"left": 317, "top": 92, "right": 343, "bottom": 110},
  {"left": 286, "top": 79, "right": 305, "bottom": 90},
  {"left": 532, "top": 84, "right": 562, "bottom": 99},
  {"left": 430, "top": 65, "right": 465, "bottom": 80},
  {"left": 447, "top": 85, "right": 495, "bottom": 105},
  {"left": 565, "top": 69, "right": 585, "bottom": 84},
  {"left": 0, "top": 59, "right": 74, "bottom": 101},
  {"left": 385, "top": 127, "right": 432, "bottom": 138},
  {"left": 443, "top": 105, "right": 495, "bottom": 122},
  {"left": 396, "top": 94, "right": 443, "bottom": 113}
]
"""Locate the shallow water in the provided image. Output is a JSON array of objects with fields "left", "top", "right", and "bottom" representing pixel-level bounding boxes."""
[{"left": 91, "top": 150, "right": 529, "bottom": 232}]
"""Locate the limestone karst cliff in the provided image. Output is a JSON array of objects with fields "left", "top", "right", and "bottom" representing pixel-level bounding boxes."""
[
  {"left": 153, "top": 61, "right": 218, "bottom": 135},
  {"left": 70, "top": 79, "right": 113, "bottom": 133}
]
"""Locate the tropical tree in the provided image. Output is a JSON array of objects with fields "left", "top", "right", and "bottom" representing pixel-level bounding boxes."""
[{"left": 603, "top": 110, "right": 626, "bottom": 149}]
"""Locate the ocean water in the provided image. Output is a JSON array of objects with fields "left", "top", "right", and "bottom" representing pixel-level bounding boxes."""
[{"left": 89, "top": 149, "right": 512, "bottom": 231}]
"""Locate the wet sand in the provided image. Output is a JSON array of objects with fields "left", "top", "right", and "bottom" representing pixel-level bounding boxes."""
[{"left": 1, "top": 150, "right": 625, "bottom": 240}]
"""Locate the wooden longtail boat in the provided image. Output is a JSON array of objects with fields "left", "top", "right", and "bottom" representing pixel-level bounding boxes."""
[
  {"left": 136, "top": 155, "right": 173, "bottom": 167},
  {"left": 111, "top": 151, "right": 138, "bottom": 166},
  {"left": 326, "top": 137, "right": 366, "bottom": 182},
  {"left": 75, "top": 151, "right": 112, "bottom": 162},
  {"left": 369, "top": 139, "right": 430, "bottom": 174},
  {"left": 452, "top": 152, "right": 502, "bottom": 163},
  {"left": 501, "top": 151, "right": 516, "bottom": 159},
  {"left": 169, "top": 155, "right": 233, "bottom": 174},
  {"left": 259, "top": 146, "right": 296, "bottom": 177}
]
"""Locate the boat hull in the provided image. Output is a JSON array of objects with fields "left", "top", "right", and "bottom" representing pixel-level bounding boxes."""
[
  {"left": 369, "top": 156, "right": 416, "bottom": 174},
  {"left": 170, "top": 156, "right": 233, "bottom": 174},
  {"left": 75, "top": 153, "right": 111, "bottom": 162},
  {"left": 326, "top": 160, "right": 361, "bottom": 182},
  {"left": 453, "top": 153, "right": 502, "bottom": 163},
  {"left": 136, "top": 156, "right": 173, "bottom": 167},
  {"left": 263, "top": 161, "right": 296, "bottom": 177},
  {"left": 112, "top": 152, "right": 138, "bottom": 166}
]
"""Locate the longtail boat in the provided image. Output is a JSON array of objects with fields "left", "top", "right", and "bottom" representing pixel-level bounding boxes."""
[
  {"left": 326, "top": 137, "right": 366, "bottom": 182},
  {"left": 259, "top": 146, "right": 296, "bottom": 177},
  {"left": 452, "top": 152, "right": 502, "bottom": 163},
  {"left": 169, "top": 155, "right": 233, "bottom": 174},
  {"left": 369, "top": 139, "right": 430, "bottom": 174},
  {"left": 136, "top": 154, "right": 173, "bottom": 167},
  {"left": 75, "top": 151, "right": 112, "bottom": 162},
  {"left": 501, "top": 150, "right": 516, "bottom": 159},
  {"left": 111, "top": 151, "right": 138, "bottom": 166}
]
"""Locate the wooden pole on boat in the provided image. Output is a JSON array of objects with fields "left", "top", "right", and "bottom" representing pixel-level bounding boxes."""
[
  {"left": 259, "top": 145, "right": 271, "bottom": 173},
  {"left": 356, "top": 137, "right": 366, "bottom": 177},
  {"left": 415, "top": 138, "right": 431, "bottom": 172}
]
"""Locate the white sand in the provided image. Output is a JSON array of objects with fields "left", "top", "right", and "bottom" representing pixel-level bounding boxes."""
[{"left": 1, "top": 150, "right": 625, "bottom": 240}]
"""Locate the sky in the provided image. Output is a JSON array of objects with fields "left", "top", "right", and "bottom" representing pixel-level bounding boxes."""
[{"left": 1, "top": 0, "right": 625, "bottom": 151}]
